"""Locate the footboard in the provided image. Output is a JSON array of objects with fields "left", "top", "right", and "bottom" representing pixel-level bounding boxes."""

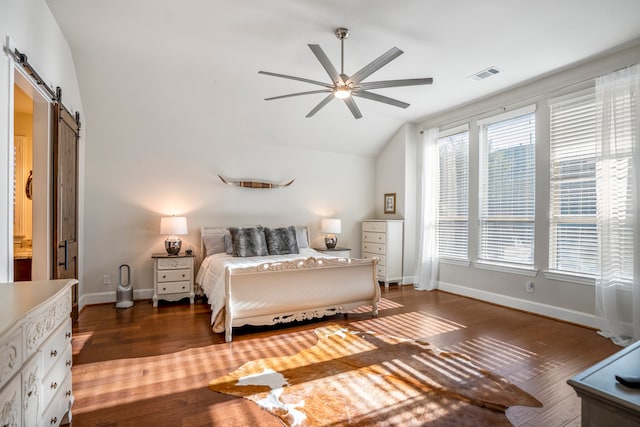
[{"left": 224, "top": 257, "right": 379, "bottom": 342}]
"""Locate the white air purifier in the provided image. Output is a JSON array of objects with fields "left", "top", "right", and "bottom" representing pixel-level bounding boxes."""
[{"left": 116, "top": 264, "right": 134, "bottom": 308}]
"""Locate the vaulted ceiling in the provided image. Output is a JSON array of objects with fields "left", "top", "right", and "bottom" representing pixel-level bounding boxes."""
[{"left": 47, "top": 0, "right": 640, "bottom": 156}]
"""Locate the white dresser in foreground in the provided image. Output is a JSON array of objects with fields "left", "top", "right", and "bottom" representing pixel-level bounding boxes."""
[
  {"left": 0, "top": 279, "right": 76, "bottom": 427},
  {"left": 361, "top": 220, "right": 404, "bottom": 288}
]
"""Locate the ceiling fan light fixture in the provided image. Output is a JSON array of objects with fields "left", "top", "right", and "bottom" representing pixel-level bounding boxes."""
[{"left": 334, "top": 87, "right": 351, "bottom": 99}]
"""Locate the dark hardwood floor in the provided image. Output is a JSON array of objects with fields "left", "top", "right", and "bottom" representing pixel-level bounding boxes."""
[{"left": 70, "top": 286, "right": 620, "bottom": 426}]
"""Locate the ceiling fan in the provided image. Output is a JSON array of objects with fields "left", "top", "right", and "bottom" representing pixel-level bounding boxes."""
[{"left": 258, "top": 28, "right": 434, "bottom": 119}]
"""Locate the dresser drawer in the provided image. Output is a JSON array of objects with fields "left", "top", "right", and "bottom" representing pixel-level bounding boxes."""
[
  {"left": 157, "top": 257, "right": 191, "bottom": 270},
  {"left": 157, "top": 269, "right": 190, "bottom": 282},
  {"left": 362, "top": 232, "right": 385, "bottom": 244},
  {"left": 376, "top": 265, "right": 386, "bottom": 277},
  {"left": 362, "top": 221, "right": 386, "bottom": 232},
  {"left": 362, "top": 242, "right": 385, "bottom": 255},
  {"left": 0, "top": 328, "right": 22, "bottom": 390},
  {"left": 157, "top": 281, "right": 191, "bottom": 295},
  {"left": 39, "top": 372, "right": 72, "bottom": 427},
  {"left": 362, "top": 253, "right": 385, "bottom": 266},
  {"left": 41, "top": 345, "right": 72, "bottom": 410},
  {"left": 41, "top": 319, "right": 72, "bottom": 375}
]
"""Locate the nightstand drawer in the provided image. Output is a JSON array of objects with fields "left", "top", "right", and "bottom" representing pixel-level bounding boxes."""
[
  {"left": 158, "top": 281, "right": 191, "bottom": 295},
  {"left": 362, "top": 232, "right": 385, "bottom": 244},
  {"left": 157, "top": 269, "right": 190, "bottom": 282},
  {"left": 362, "top": 242, "right": 385, "bottom": 255},
  {"left": 157, "top": 257, "right": 191, "bottom": 269}
]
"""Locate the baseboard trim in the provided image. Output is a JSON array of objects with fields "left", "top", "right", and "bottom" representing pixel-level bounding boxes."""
[
  {"left": 79, "top": 288, "right": 154, "bottom": 310},
  {"left": 438, "top": 281, "right": 596, "bottom": 328}
]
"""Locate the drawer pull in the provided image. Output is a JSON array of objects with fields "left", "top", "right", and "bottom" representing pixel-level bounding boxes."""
[
  {"left": 51, "top": 382, "right": 58, "bottom": 390},
  {"left": 182, "top": 274, "right": 186, "bottom": 278},
  {"left": 50, "top": 349, "right": 58, "bottom": 357},
  {"left": 162, "top": 275, "right": 167, "bottom": 279},
  {"left": 162, "top": 287, "right": 166, "bottom": 291},
  {"left": 66, "top": 390, "right": 72, "bottom": 397},
  {"left": 66, "top": 360, "right": 72, "bottom": 367},
  {"left": 27, "top": 390, "right": 33, "bottom": 397},
  {"left": 66, "top": 331, "right": 72, "bottom": 338},
  {"left": 50, "top": 416, "right": 58, "bottom": 425}
]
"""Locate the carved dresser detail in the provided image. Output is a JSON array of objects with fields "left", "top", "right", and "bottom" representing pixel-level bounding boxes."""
[{"left": 0, "top": 279, "right": 76, "bottom": 427}]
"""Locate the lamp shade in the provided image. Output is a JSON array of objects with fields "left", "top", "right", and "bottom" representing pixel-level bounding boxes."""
[
  {"left": 160, "top": 216, "right": 188, "bottom": 235},
  {"left": 321, "top": 218, "right": 341, "bottom": 234}
]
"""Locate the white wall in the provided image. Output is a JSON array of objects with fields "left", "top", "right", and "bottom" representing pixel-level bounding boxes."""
[
  {"left": 0, "top": 0, "right": 84, "bottom": 282},
  {"left": 374, "top": 123, "right": 419, "bottom": 282},
  {"left": 379, "top": 42, "right": 640, "bottom": 327},
  {"left": 81, "top": 112, "right": 376, "bottom": 305}
]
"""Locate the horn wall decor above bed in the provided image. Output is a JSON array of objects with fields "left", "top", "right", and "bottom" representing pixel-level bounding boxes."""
[{"left": 218, "top": 175, "right": 295, "bottom": 189}]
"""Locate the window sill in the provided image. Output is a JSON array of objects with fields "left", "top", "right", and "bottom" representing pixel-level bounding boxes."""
[
  {"left": 543, "top": 270, "right": 595, "bottom": 286},
  {"left": 473, "top": 261, "right": 538, "bottom": 277}
]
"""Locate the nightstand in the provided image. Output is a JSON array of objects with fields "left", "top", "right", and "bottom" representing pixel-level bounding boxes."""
[
  {"left": 313, "top": 247, "right": 352, "bottom": 257},
  {"left": 152, "top": 253, "right": 195, "bottom": 307}
]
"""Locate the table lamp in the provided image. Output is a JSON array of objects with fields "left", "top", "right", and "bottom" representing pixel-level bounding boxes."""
[
  {"left": 160, "top": 216, "right": 188, "bottom": 255},
  {"left": 321, "top": 218, "right": 341, "bottom": 249}
]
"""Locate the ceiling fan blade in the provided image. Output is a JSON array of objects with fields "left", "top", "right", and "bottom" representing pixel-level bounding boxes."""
[
  {"left": 308, "top": 44, "right": 342, "bottom": 84},
  {"left": 265, "top": 89, "right": 332, "bottom": 101},
  {"left": 306, "top": 94, "right": 335, "bottom": 117},
  {"left": 343, "top": 97, "right": 363, "bottom": 119},
  {"left": 360, "top": 78, "right": 433, "bottom": 90},
  {"left": 258, "top": 70, "right": 333, "bottom": 88},
  {"left": 352, "top": 90, "right": 409, "bottom": 109},
  {"left": 348, "top": 47, "right": 403, "bottom": 84}
]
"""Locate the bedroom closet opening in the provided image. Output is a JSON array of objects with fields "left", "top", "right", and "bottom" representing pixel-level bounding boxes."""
[{"left": 12, "top": 69, "right": 51, "bottom": 281}]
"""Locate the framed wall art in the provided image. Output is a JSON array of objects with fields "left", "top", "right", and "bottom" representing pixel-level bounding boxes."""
[{"left": 384, "top": 193, "right": 396, "bottom": 214}]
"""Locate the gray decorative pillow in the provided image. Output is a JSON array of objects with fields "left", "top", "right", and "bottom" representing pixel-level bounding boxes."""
[
  {"left": 265, "top": 226, "right": 300, "bottom": 255},
  {"left": 229, "top": 226, "right": 268, "bottom": 257}
]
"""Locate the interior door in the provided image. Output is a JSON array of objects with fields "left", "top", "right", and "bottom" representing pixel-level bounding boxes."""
[{"left": 52, "top": 102, "right": 79, "bottom": 321}]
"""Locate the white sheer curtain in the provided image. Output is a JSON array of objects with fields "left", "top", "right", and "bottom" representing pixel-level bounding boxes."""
[
  {"left": 414, "top": 128, "right": 440, "bottom": 291},
  {"left": 594, "top": 63, "right": 640, "bottom": 346}
]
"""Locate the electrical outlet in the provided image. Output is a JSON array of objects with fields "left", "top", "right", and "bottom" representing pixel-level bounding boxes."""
[
  {"left": 103, "top": 274, "right": 111, "bottom": 285},
  {"left": 526, "top": 281, "right": 534, "bottom": 293}
]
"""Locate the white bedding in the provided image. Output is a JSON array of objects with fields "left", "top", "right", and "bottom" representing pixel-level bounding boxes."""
[{"left": 196, "top": 248, "right": 339, "bottom": 332}]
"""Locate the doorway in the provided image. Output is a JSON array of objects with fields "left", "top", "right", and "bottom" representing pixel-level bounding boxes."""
[{"left": 12, "top": 70, "right": 51, "bottom": 281}]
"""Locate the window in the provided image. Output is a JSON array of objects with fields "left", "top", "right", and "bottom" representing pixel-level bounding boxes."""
[
  {"left": 478, "top": 106, "right": 536, "bottom": 266},
  {"left": 549, "top": 90, "right": 597, "bottom": 275},
  {"left": 437, "top": 126, "right": 469, "bottom": 260}
]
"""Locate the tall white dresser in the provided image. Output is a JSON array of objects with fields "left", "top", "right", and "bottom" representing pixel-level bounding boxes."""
[
  {"left": 361, "top": 220, "right": 404, "bottom": 288},
  {"left": 0, "top": 279, "right": 76, "bottom": 427}
]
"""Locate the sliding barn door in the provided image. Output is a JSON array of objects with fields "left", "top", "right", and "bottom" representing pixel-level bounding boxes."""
[{"left": 52, "top": 102, "right": 79, "bottom": 320}]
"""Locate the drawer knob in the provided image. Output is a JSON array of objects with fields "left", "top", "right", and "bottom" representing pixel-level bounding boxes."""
[
  {"left": 162, "top": 287, "right": 166, "bottom": 291},
  {"left": 51, "top": 382, "right": 58, "bottom": 390},
  {"left": 66, "top": 360, "right": 72, "bottom": 367},
  {"left": 50, "top": 349, "right": 58, "bottom": 357},
  {"left": 66, "top": 390, "right": 72, "bottom": 397},
  {"left": 66, "top": 331, "right": 72, "bottom": 339},
  {"left": 50, "top": 416, "right": 58, "bottom": 425},
  {"left": 162, "top": 275, "right": 167, "bottom": 279}
]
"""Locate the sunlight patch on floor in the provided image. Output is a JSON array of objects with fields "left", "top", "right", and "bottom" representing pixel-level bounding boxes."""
[{"left": 351, "top": 311, "right": 466, "bottom": 338}]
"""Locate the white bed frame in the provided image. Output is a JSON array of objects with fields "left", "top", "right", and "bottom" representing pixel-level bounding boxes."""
[{"left": 200, "top": 227, "right": 380, "bottom": 342}]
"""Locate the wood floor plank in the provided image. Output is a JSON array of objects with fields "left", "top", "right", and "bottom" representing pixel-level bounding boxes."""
[{"left": 70, "top": 287, "right": 620, "bottom": 426}]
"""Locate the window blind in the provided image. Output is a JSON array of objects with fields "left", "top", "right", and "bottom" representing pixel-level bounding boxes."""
[
  {"left": 437, "top": 128, "right": 469, "bottom": 260},
  {"left": 479, "top": 106, "right": 536, "bottom": 265},
  {"left": 549, "top": 89, "right": 598, "bottom": 275}
]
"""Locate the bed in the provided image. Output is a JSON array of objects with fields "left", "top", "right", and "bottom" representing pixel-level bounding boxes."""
[{"left": 196, "top": 225, "right": 380, "bottom": 342}]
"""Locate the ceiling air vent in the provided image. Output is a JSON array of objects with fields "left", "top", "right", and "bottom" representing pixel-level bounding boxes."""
[{"left": 468, "top": 67, "right": 501, "bottom": 81}]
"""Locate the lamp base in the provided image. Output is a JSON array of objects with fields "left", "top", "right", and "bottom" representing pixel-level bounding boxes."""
[
  {"left": 325, "top": 234, "right": 337, "bottom": 250},
  {"left": 165, "top": 237, "right": 182, "bottom": 256}
]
